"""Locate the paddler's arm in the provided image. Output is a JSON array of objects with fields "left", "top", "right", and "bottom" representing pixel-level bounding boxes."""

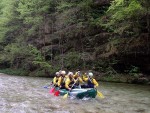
[
  {"left": 83, "top": 76, "right": 88, "bottom": 82},
  {"left": 79, "top": 77, "right": 84, "bottom": 83},
  {"left": 82, "top": 73, "right": 88, "bottom": 82},
  {"left": 93, "top": 79, "right": 99, "bottom": 88}
]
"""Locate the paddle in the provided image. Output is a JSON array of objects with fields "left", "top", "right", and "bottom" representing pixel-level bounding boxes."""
[
  {"left": 63, "top": 78, "right": 78, "bottom": 99},
  {"left": 44, "top": 85, "right": 50, "bottom": 89},
  {"left": 43, "top": 83, "right": 52, "bottom": 89},
  {"left": 97, "top": 90, "right": 105, "bottom": 98},
  {"left": 87, "top": 74, "right": 105, "bottom": 99},
  {"left": 54, "top": 87, "right": 60, "bottom": 96},
  {"left": 49, "top": 85, "right": 56, "bottom": 94}
]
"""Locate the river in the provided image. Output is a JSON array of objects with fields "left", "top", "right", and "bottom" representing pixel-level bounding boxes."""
[{"left": 0, "top": 73, "right": 150, "bottom": 113}]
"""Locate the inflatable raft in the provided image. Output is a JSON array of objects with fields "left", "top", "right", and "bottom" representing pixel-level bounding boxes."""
[{"left": 58, "top": 88, "right": 97, "bottom": 99}]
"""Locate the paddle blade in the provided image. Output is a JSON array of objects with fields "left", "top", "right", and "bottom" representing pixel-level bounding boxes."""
[
  {"left": 44, "top": 86, "right": 48, "bottom": 89},
  {"left": 49, "top": 88, "right": 55, "bottom": 94},
  {"left": 97, "top": 90, "right": 105, "bottom": 99},
  {"left": 44, "top": 86, "right": 49, "bottom": 89},
  {"left": 54, "top": 90, "right": 60, "bottom": 96},
  {"left": 63, "top": 93, "right": 68, "bottom": 99}
]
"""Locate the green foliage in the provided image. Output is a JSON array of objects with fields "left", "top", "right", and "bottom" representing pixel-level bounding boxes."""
[
  {"left": 107, "top": 0, "right": 142, "bottom": 23},
  {"left": 129, "top": 65, "right": 139, "bottom": 73},
  {"left": 0, "top": 0, "right": 55, "bottom": 76},
  {"left": 124, "top": 65, "right": 140, "bottom": 78},
  {"left": 3, "top": 43, "right": 27, "bottom": 64},
  {"left": 64, "top": 52, "right": 82, "bottom": 69},
  {"left": 99, "top": 0, "right": 147, "bottom": 36},
  {"left": 4, "top": 44, "right": 38, "bottom": 60},
  {"left": 29, "top": 69, "right": 46, "bottom": 77},
  {"left": 0, "top": 0, "right": 19, "bottom": 41},
  {"left": 32, "top": 61, "right": 51, "bottom": 70},
  {"left": 77, "top": 0, "right": 93, "bottom": 23},
  {"left": 17, "top": 0, "right": 52, "bottom": 35},
  {"left": 27, "top": 44, "right": 44, "bottom": 61},
  {"left": 0, "top": 0, "right": 149, "bottom": 78},
  {"left": 55, "top": 0, "right": 95, "bottom": 27},
  {"left": 54, "top": 52, "right": 82, "bottom": 69},
  {"left": 0, "top": 68, "right": 28, "bottom": 76},
  {"left": 56, "top": 1, "right": 75, "bottom": 12}
]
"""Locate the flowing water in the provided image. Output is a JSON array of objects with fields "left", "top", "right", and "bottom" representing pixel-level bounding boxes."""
[{"left": 0, "top": 73, "right": 150, "bottom": 113}]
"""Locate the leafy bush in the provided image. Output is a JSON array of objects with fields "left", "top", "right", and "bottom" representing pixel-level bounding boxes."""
[
  {"left": 124, "top": 65, "right": 140, "bottom": 78},
  {"left": 54, "top": 51, "right": 83, "bottom": 69},
  {"left": 99, "top": 0, "right": 146, "bottom": 36},
  {"left": 0, "top": 68, "right": 29, "bottom": 76}
]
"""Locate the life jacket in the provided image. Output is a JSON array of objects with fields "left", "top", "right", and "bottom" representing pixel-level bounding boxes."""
[
  {"left": 56, "top": 76, "right": 59, "bottom": 81},
  {"left": 87, "top": 78, "right": 94, "bottom": 88},
  {"left": 68, "top": 78, "right": 74, "bottom": 87},
  {"left": 61, "top": 76, "right": 67, "bottom": 86},
  {"left": 52, "top": 77, "right": 59, "bottom": 84}
]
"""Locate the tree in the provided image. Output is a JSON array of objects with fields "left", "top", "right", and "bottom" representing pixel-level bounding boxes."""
[{"left": 100, "top": 0, "right": 149, "bottom": 37}]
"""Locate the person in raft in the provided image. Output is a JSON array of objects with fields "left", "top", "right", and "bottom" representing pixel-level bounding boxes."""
[
  {"left": 81, "top": 72, "right": 99, "bottom": 88},
  {"left": 52, "top": 72, "right": 60, "bottom": 86},
  {"left": 65, "top": 72, "right": 75, "bottom": 91},
  {"left": 57, "top": 70, "right": 67, "bottom": 89},
  {"left": 73, "top": 71, "right": 84, "bottom": 88}
]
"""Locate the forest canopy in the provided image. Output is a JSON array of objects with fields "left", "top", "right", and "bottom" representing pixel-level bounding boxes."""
[{"left": 0, "top": 0, "right": 149, "bottom": 83}]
